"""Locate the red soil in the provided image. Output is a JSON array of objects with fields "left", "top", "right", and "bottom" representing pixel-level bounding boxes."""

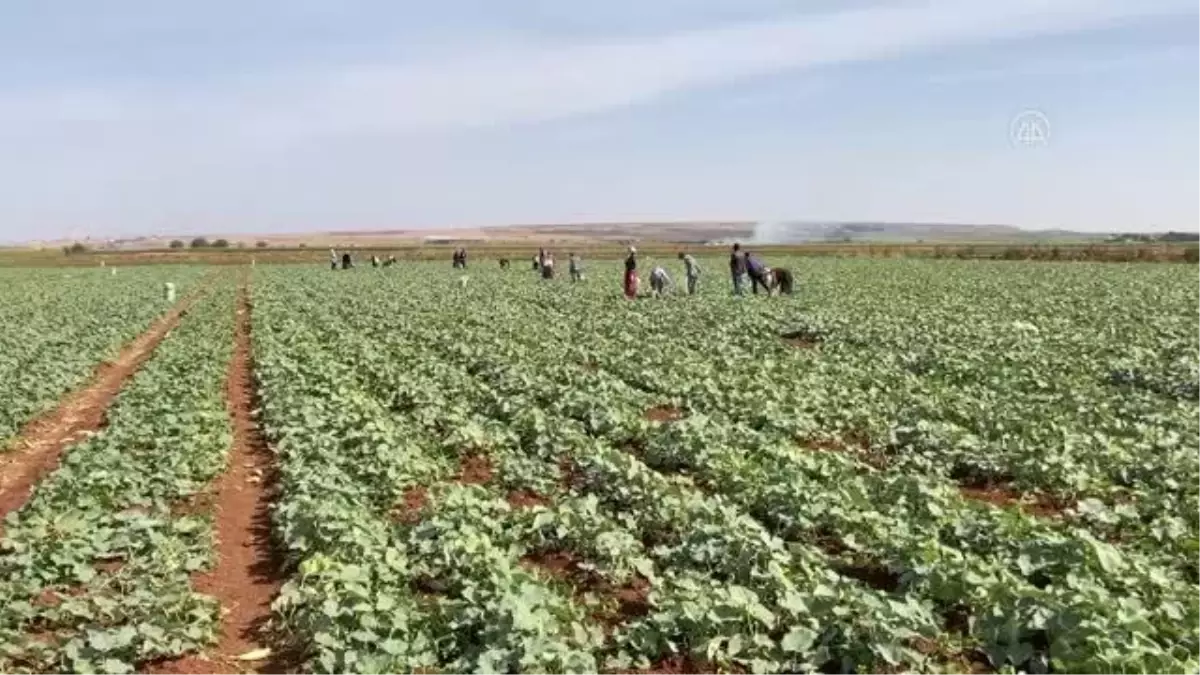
[
  {"left": 457, "top": 454, "right": 494, "bottom": 485},
  {"left": 614, "top": 655, "right": 726, "bottom": 674},
  {"left": 644, "top": 406, "right": 684, "bottom": 423},
  {"left": 147, "top": 286, "right": 289, "bottom": 675},
  {"left": 800, "top": 433, "right": 888, "bottom": 469},
  {"left": 507, "top": 489, "right": 550, "bottom": 509},
  {"left": 393, "top": 486, "right": 430, "bottom": 524},
  {"left": 520, "top": 549, "right": 653, "bottom": 626},
  {"left": 958, "top": 482, "right": 1066, "bottom": 518},
  {"left": 558, "top": 457, "right": 586, "bottom": 492}
]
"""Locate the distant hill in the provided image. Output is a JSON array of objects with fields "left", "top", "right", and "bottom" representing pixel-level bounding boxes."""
[
  {"left": 746, "top": 221, "right": 1106, "bottom": 244},
  {"left": 24, "top": 220, "right": 1193, "bottom": 251},
  {"left": 480, "top": 220, "right": 1109, "bottom": 244}
]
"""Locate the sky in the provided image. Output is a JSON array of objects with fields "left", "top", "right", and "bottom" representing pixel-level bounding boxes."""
[{"left": 0, "top": 0, "right": 1196, "bottom": 242}]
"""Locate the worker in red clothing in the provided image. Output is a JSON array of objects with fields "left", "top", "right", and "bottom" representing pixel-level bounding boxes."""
[{"left": 623, "top": 247, "right": 640, "bottom": 299}]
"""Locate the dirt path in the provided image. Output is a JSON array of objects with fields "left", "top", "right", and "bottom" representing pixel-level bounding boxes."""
[
  {"left": 0, "top": 294, "right": 198, "bottom": 524},
  {"left": 150, "top": 285, "right": 286, "bottom": 675}
]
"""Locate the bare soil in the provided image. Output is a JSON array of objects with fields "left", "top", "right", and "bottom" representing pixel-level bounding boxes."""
[
  {"left": 644, "top": 406, "right": 684, "bottom": 423},
  {"left": 800, "top": 433, "right": 888, "bottom": 470},
  {"left": 782, "top": 336, "right": 821, "bottom": 349},
  {"left": 506, "top": 489, "right": 550, "bottom": 509},
  {"left": 457, "top": 454, "right": 495, "bottom": 485},
  {"left": 959, "top": 485, "right": 1065, "bottom": 518},
  {"left": 954, "top": 470, "right": 1067, "bottom": 518},
  {"left": 558, "top": 457, "right": 586, "bottom": 492},
  {"left": 780, "top": 330, "right": 824, "bottom": 349},
  {"left": 393, "top": 486, "right": 430, "bottom": 524},
  {"left": 0, "top": 294, "right": 196, "bottom": 527},
  {"left": 519, "top": 549, "right": 653, "bottom": 628},
  {"left": 148, "top": 286, "right": 288, "bottom": 675},
  {"left": 612, "top": 655, "right": 728, "bottom": 674}
]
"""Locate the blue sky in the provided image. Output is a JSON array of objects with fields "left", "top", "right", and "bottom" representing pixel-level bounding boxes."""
[{"left": 0, "top": 0, "right": 1196, "bottom": 241}]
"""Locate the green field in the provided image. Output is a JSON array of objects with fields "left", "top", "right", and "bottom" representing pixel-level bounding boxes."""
[
  {"left": 0, "top": 258, "right": 1196, "bottom": 673},
  {"left": 0, "top": 267, "right": 208, "bottom": 444}
]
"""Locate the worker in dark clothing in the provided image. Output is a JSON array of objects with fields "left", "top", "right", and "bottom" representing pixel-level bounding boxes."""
[
  {"left": 341, "top": 252, "right": 352, "bottom": 269},
  {"left": 745, "top": 252, "right": 770, "bottom": 294},
  {"left": 729, "top": 243, "right": 747, "bottom": 295},
  {"left": 499, "top": 258, "right": 510, "bottom": 269},
  {"left": 768, "top": 267, "right": 794, "bottom": 295},
  {"left": 623, "top": 247, "right": 639, "bottom": 299}
]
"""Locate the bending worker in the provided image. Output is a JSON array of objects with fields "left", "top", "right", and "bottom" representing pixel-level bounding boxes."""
[{"left": 649, "top": 265, "right": 672, "bottom": 297}]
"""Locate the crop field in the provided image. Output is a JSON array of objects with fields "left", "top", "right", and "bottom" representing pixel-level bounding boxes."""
[
  {"left": 0, "top": 258, "right": 1196, "bottom": 674},
  {"left": 0, "top": 267, "right": 208, "bottom": 445}
]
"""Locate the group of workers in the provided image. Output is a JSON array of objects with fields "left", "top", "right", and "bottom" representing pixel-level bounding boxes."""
[
  {"left": 528, "top": 248, "right": 585, "bottom": 282},
  {"left": 619, "top": 243, "right": 791, "bottom": 299},
  {"left": 330, "top": 243, "right": 793, "bottom": 299},
  {"left": 330, "top": 249, "right": 398, "bottom": 269}
]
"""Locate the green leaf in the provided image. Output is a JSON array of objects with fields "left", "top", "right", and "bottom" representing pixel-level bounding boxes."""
[
  {"left": 101, "top": 659, "right": 132, "bottom": 674},
  {"left": 781, "top": 627, "right": 817, "bottom": 653}
]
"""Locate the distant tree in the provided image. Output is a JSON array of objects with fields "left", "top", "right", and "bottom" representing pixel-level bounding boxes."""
[
  {"left": 298, "top": 243, "right": 308, "bottom": 248},
  {"left": 169, "top": 239, "right": 185, "bottom": 249},
  {"left": 212, "top": 239, "right": 231, "bottom": 248},
  {"left": 256, "top": 241, "right": 269, "bottom": 248},
  {"left": 190, "top": 237, "right": 210, "bottom": 248},
  {"left": 66, "top": 242, "right": 89, "bottom": 254}
]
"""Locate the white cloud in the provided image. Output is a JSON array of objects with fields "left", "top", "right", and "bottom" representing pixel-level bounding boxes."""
[
  {"left": 1, "top": 0, "right": 1190, "bottom": 144},
  {"left": 224, "top": 0, "right": 1191, "bottom": 142}
]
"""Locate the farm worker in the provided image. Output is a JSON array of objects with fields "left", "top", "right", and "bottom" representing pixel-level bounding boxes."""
[
  {"left": 569, "top": 253, "right": 584, "bottom": 282},
  {"left": 341, "top": 252, "right": 352, "bottom": 269},
  {"left": 729, "top": 243, "right": 747, "bottom": 295},
  {"left": 460, "top": 248, "right": 468, "bottom": 269},
  {"left": 371, "top": 255, "right": 380, "bottom": 268},
  {"left": 649, "top": 265, "right": 672, "bottom": 297},
  {"left": 532, "top": 254, "right": 540, "bottom": 271},
  {"left": 330, "top": 248, "right": 338, "bottom": 270},
  {"left": 678, "top": 252, "right": 701, "bottom": 295},
  {"left": 623, "top": 247, "right": 640, "bottom": 299},
  {"left": 385, "top": 255, "right": 397, "bottom": 267},
  {"left": 499, "top": 258, "right": 510, "bottom": 269},
  {"left": 541, "top": 251, "right": 556, "bottom": 279},
  {"left": 768, "top": 267, "right": 795, "bottom": 295},
  {"left": 745, "top": 251, "right": 770, "bottom": 295}
]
